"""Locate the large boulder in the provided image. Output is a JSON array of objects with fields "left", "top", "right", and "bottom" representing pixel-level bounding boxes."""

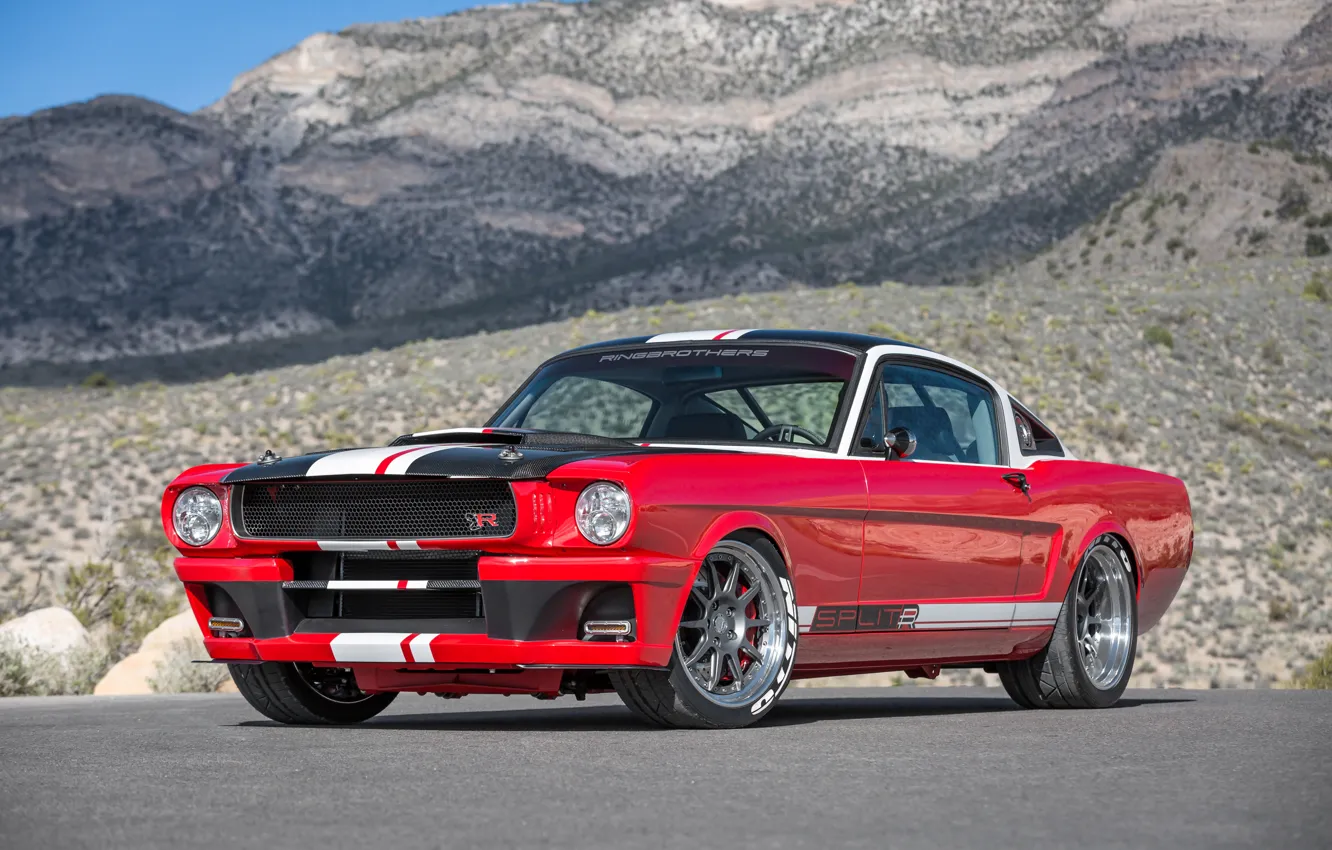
[
  {"left": 93, "top": 611, "right": 201, "bottom": 696},
  {"left": 0, "top": 607, "right": 91, "bottom": 657}
]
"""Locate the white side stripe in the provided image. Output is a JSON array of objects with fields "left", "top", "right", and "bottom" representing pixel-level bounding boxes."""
[
  {"left": 1013, "top": 602, "right": 1063, "bottom": 622},
  {"left": 329, "top": 633, "right": 409, "bottom": 663},
  {"left": 912, "top": 603, "right": 1014, "bottom": 628},
  {"left": 796, "top": 601, "right": 1061, "bottom": 634}
]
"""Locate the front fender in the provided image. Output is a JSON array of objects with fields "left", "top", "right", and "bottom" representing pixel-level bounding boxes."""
[{"left": 690, "top": 510, "right": 792, "bottom": 567}]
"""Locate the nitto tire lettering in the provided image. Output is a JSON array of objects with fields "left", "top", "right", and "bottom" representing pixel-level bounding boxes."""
[{"left": 751, "top": 576, "right": 798, "bottom": 716}]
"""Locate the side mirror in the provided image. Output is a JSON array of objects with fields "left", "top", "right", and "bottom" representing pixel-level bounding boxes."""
[{"left": 886, "top": 427, "right": 916, "bottom": 460}]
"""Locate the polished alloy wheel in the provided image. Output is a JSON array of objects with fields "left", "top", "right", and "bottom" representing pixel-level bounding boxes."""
[
  {"left": 1074, "top": 545, "right": 1134, "bottom": 689},
  {"left": 675, "top": 541, "right": 788, "bottom": 707}
]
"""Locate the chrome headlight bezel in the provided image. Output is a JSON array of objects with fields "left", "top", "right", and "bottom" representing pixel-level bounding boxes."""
[
  {"left": 574, "top": 481, "right": 632, "bottom": 546},
  {"left": 172, "top": 486, "right": 223, "bottom": 547}
]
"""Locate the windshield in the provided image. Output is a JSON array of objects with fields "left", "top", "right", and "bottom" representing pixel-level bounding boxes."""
[{"left": 489, "top": 344, "right": 858, "bottom": 447}]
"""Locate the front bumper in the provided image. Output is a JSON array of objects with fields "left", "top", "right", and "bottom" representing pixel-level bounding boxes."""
[{"left": 178, "top": 553, "right": 694, "bottom": 670}]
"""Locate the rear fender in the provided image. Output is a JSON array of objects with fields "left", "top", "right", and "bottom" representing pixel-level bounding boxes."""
[{"left": 1070, "top": 519, "right": 1139, "bottom": 595}]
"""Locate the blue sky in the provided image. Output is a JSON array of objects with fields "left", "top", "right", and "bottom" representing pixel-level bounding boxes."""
[{"left": 0, "top": 1, "right": 507, "bottom": 118}]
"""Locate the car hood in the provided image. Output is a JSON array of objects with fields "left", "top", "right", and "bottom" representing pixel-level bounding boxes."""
[{"left": 220, "top": 430, "right": 724, "bottom": 484}]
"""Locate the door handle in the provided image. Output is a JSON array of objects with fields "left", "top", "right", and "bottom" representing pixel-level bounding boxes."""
[{"left": 1002, "top": 473, "right": 1031, "bottom": 502}]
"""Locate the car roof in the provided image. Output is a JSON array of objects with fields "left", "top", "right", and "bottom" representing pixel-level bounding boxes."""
[{"left": 564, "top": 329, "right": 929, "bottom": 355}]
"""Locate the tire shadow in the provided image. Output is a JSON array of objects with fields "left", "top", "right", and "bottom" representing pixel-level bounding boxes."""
[{"left": 235, "top": 693, "right": 1194, "bottom": 732}]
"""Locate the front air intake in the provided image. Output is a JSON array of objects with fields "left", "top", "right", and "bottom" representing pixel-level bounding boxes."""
[{"left": 235, "top": 480, "right": 517, "bottom": 540}]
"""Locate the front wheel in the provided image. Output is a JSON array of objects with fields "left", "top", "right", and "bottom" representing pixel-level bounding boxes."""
[
  {"left": 998, "top": 535, "right": 1137, "bottom": 709},
  {"left": 610, "top": 536, "right": 798, "bottom": 728},
  {"left": 229, "top": 661, "right": 397, "bottom": 724}
]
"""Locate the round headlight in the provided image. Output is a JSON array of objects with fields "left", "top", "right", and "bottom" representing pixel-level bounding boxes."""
[
  {"left": 575, "top": 482, "right": 632, "bottom": 545},
  {"left": 173, "top": 487, "right": 223, "bottom": 547}
]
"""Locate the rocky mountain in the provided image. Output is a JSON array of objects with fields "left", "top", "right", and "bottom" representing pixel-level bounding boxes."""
[{"left": 1, "top": 0, "right": 1330, "bottom": 381}]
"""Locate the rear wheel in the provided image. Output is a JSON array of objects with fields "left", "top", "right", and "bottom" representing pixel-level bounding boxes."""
[
  {"left": 998, "top": 535, "right": 1137, "bottom": 709},
  {"left": 229, "top": 661, "right": 397, "bottom": 724},
  {"left": 610, "top": 536, "right": 798, "bottom": 728}
]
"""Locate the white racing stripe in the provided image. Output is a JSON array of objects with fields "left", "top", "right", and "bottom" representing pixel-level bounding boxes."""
[
  {"left": 317, "top": 541, "right": 394, "bottom": 551},
  {"left": 329, "top": 633, "right": 410, "bottom": 663},
  {"left": 318, "top": 580, "right": 439, "bottom": 590},
  {"left": 407, "top": 633, "right": 438, "bottom": 663},
  {"left": 304, "top": 447, "right": 414, "bottom": 478},
  {"left": 645, "top": 329, "right": 753, "bottom": 343},
  {"left": 383, "top": 446, "right": 453, "bottom": 475}
]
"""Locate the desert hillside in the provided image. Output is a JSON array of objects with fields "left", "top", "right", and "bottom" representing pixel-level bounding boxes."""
[
  {"left": 2, "top": 0, "right": 1330, "bottom": 379},
  {"left": 3, "top": 244, "right": 1329, "bottom": 688}
]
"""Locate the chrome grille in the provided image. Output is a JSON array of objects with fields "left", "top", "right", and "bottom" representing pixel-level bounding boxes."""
[{"left": 235, "top": 481, "right": 517, "bottom": 540}]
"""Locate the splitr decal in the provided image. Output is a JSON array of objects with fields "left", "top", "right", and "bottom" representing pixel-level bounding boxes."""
[{"left": 809, "top": 604, "right": 919, "bottom": 634}]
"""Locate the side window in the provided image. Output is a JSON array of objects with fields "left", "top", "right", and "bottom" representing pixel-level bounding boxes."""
[
  {"left": 1009, "top": 397, "right": 1065, "bottom": 457},
  {"left": 860, "top": 363, "right": 1000, "bottom": 464},
  {"left": 522, "top": 377, "right": 653, "bottom": 438}
]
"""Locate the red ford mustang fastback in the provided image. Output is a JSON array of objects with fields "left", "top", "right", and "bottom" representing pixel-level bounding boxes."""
[{"left": 163, "top": 329, "right": 1192, "bottom": 728}]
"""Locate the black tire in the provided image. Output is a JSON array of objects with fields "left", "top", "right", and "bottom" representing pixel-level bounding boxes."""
[
  {"left": 610, "top": 535, "right": 798, "bottom": 729},
  {"left": 229, "top": 662, "right": 397, "bottom": 725},
  {"left": 998, "top": 535, "right": 1137, "bottom": 710}
]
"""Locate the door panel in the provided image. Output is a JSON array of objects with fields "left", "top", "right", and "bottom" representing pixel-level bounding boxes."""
[{"left": 858, "top": 461, "right": 1031, "bottom": 606}]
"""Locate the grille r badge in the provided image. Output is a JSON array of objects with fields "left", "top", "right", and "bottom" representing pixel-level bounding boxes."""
[{"left": 466, "top": 513, "right": 500, "bottom": 532}]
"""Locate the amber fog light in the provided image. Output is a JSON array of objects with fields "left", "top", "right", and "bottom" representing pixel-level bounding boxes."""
[{"left": 173, "top": 487, "right": 222, "bottom": 546}]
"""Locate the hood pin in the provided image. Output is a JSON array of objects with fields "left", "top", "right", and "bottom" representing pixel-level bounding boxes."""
[
  {"left": 256, "top": 449, "right": 282, "bottom": 465},
  {"left": 498, "top": 446, "right": 524, "bottom": 462}
]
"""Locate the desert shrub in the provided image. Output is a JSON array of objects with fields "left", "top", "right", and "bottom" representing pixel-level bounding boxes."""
[
  {"left": 0, "top": 563, "right": 51, "bottom": 623},
  {"left": 1307, "top": 233, "right": 1331, "bottom": 257},
  {"left": 1305, "top": 274, "right": 1330, "bottom": 302},
  {"left": 1276, "top": 179, "right": 1310, "bottom": 220},
  {"left": 1292, "top": 644, "right": 1332, "bottom": 689},
  {"left": 1260, "top": 339, "right": 1284, "bottom": 365},
  {"left": 0, "top": 642, "right": 33, "bottom": 696},
  {"left": 149, "top": 639, "right": 227, "bottom": 694},
  {"left": 1268, "top": 598, "right": 1295, "bottom": 622},
  {"left": 1143, "top": 325, "right": 1174, "bottom": 348},
  {"left": 80, "top": 372, "right": 115, "bottom": 389},
  {"left": 0, "top": 639, "right": 114, "bottom": 697},
  {"left": 1165, "top": 237, "right": 1185, "bottom": 254}
]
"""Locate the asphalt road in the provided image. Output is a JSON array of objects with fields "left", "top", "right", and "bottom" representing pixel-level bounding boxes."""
[{"left": 1, "top": 687, "right": 1329, "bottom": 849}]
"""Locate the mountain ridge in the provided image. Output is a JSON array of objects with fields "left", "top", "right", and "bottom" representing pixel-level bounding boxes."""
[{"left": 1, "top": 0, "right": 1329, "bottom": 379}]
